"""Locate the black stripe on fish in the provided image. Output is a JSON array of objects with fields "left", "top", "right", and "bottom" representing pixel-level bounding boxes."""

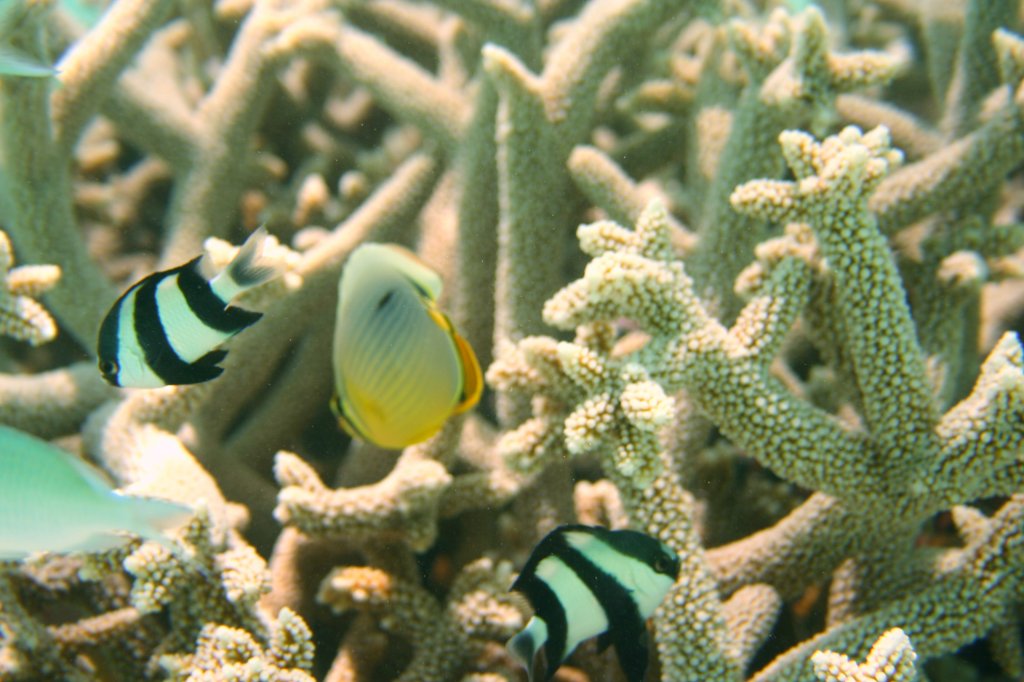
[
  {"left": 547, "top": 531, "right": 649, "bottom": 682},
  {"left": 134, "top": 274, "right": 224, "bottom": 385},
  {"left": 512, "top": 568, "right": 568, "bottom": 681},
  {"left": 511, "top": 525, "right": 677, "bottom": 682},
  {"left": 176, "top": 257, "right": 262, "bottom": 333},
  {"left": 96, "top": 295, "right": 124, "bottom": 384},
  {"left": 592, "top": 527, "right": 680, "bottom": 578}
]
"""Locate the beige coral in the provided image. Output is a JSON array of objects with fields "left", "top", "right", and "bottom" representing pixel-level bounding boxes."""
[
  {"left": 811, "top": 628, "right": 918, "bottom": 682},
  {"left": 158, "top": 610, "right": 315, "bottom": 682},
  {"left": 318, "top": 558, "right": 522, "bottom": 681},
  {"left": 0, "top": 229, "right": 60, "bottom": 345}
]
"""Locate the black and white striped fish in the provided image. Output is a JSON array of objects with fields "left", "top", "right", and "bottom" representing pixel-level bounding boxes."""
[
  {"left": 508, "top": 524, "right": 679, "bottom": 682},
  {"left": 97, "top": 228, "right": 278, "bottom": 388}
]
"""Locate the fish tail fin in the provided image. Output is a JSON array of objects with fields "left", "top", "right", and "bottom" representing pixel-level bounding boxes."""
[
  {"left": 210, "top": 226, "right": 280, "bottom": 301},
  {"left": 508, "top": 617, "right": 549, "bottom": 682},
  {"left": 116, "top": 494, "right": 193, "bottom": 547}
]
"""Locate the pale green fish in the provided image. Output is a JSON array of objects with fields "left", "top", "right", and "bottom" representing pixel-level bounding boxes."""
[
  {"left": 0, "top": 0, "right": 57, "bottom": 79},
  {"left": 0, "top": 426, "right": 192, "bottom": 560},
  {"left": 331, "top": 243, "right": 482, "bottom": 449},
  {"left": 0, "top": 45, "right": 56, "bottom": 78}
]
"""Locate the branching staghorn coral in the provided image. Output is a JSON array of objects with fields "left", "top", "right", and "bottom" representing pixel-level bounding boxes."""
[
  {"left": 811, "top": 628, "right": 918, "bottom": 682},
  {"left": 2, "top": 0, "right": 1024, "bottom": 681},
  {"left": 157, "top": 609, "right": 315, "bottom": 682},
  {"left": 317, "top": 557, "right": 522, "bottom": 682},
  {"left": 0, "top": 228, "right": 60, "bottom": 346},
  {"left": 686, "top": 7, "right": 905, "bottom": 322},
  {"left": 492, "top": 157, "right": 1024, "bottom": 678}
]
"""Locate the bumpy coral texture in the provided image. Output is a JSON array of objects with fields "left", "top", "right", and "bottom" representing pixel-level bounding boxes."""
[{"left": 2, "top": 1, "right": 1024, "bottom": 681}]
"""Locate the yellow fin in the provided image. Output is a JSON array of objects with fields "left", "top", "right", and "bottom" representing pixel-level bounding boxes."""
[
  {"left": 451, "top": 331, "right": 482, "bottom": 414},
  {"left": 425, "top": 303, "right": 451, "bottom": 332},
  {"left": 421, "top": 303, "right": 481, "bottom": 415}
]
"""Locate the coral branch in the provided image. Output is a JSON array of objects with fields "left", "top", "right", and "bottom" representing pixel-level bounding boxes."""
[
  {"left": 732, "top": 126, "right": 939, "bottom": 484},
  {"left": 0, "top": 361, "right": 113, "bottom": 437},
  {"left": 51, "top": 0, "right": 177, "bottom": 154},
  {"left": 275, "top": 450, "right": 452, "bottom": 551},
  {"left": 750, "top": 496, "right": 1024, "bottom": 682},
  {"left": 0, "top": 5, "right": 115, "bottom": 347}
]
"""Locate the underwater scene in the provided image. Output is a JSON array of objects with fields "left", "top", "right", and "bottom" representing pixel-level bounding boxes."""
[{"left": 0, "top": 0, "right": 1023, "bottom": 680}]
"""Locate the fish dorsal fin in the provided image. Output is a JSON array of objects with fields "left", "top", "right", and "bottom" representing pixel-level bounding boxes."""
[
  {"left": 59, "top": 453, "right": 116, "bottom": 497},
  {"left": 112, "top": 493, "right": 192, "bottom": 549},
  {"left": 378, "top": 244, "right": 443, "bottom": 300},
  {"left": 0, "top": 425, "right": 121, "bottom": 499},
  {"left": 451, "top": 331, "right": 482, "bottom": 414},
  {"left": 116, "top": 493, "right": 192, "bottom": 530}
]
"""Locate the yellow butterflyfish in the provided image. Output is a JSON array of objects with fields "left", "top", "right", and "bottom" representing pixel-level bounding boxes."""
[{"left": 331, "top": 243, "right": 482, "bottom": 449}]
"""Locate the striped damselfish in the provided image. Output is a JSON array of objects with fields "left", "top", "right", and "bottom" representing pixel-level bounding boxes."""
[
  {"left": 97, "top": 227, "right": 279, "bottom": 388},
  {"left": 508, "top": 524, "right": 680, "bottom": 682},
  {"left": 0, "top": 426, "right": 191, "bottom": 560},
  {"left": 331, "top": 243, "right": 482, "bottom": 449}
]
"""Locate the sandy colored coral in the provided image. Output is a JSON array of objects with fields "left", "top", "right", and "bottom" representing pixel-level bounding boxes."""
[
  {"left": 0, "top": 229, "right": 60, "bottom": 345},
  {"left": 811, "top": 628, "right": 918, "bottom": 682},
  {"left": 3, "top": 1, "right": 1024, "bottom": 681},
  {"left": 158, "top": 609, "right": 315, "bottom": 682}
]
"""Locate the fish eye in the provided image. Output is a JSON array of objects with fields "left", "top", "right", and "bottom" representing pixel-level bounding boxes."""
[
  {"left": 654, "top": 556, "right": 674, "bottom": 574},
  {"left": 98, "top": 359, "right": 118, "bottom": 376}
]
